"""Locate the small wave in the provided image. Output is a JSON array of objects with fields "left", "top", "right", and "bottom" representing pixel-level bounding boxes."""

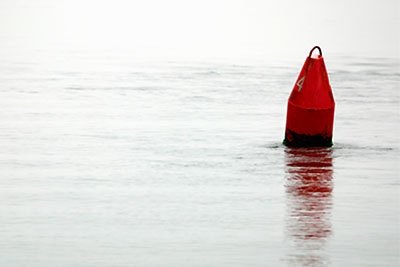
[
  {"left": 186, "top": 95, "right": 214, "bottom": 102},
  {"left": 194, "top": 70, "right": 221, "bottom": 76},
  {"left": 65, "top": 86, "right": 163, "bottom": 91},
  {"left": 261, "top": 142, "right": 396, "bottom": 153},
  {"left": 66, "top": 86, "right": 84, "bottom": 91},
  {"left": 262, "top": 142, "right": 285, "bottom": 149},
  {"left": 332, "top": 143, "right": 395, "bottom": 152}
]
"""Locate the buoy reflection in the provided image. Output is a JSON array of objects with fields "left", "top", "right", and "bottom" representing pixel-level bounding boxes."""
[{"left": 284, "top": 147, "right": 333, "bottom": 266}]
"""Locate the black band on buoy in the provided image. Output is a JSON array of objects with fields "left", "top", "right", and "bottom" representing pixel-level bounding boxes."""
[{"left": 309, "top": 46, "right": 322, "bottom": 58}]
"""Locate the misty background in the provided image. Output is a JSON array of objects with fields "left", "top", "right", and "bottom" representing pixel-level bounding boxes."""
[{"left": 0, "top": 0, "right": 399, "bottom": 61}]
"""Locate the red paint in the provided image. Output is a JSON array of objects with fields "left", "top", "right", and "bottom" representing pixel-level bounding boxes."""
[{"left": 284, "top": 46, "right": 335, "bottom": 147}]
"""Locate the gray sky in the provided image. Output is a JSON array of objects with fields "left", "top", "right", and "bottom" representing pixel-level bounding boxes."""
[{"left": 0, "top": 0, "right": 399, "bottom": 59}]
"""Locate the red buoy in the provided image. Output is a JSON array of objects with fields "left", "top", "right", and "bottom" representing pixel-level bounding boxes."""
[{"left": 284, "top": 46, "right": 335, "bottom": 147}]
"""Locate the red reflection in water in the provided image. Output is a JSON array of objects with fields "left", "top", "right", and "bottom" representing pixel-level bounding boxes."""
[{"left": 285, "top": 147, "right": 333, "bottom": 266}]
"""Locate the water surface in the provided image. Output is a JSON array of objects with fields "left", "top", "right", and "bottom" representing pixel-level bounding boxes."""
[{"left": 0, "top": 51, "right": 398, "bottom": 266}]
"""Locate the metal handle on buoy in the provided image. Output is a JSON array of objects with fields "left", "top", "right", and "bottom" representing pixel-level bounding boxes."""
[{"left": 309, "top": 46, "right": 322, "bottom": 58}]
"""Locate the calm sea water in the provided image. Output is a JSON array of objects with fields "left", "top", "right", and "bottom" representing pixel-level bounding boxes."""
[{"left": 0, "top": 51, "right": 399, "bottom": 267}]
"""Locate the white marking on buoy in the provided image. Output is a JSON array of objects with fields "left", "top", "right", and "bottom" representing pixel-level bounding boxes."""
[{"left": 297, "top": 76, "right": 305, "bottom": 92}]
